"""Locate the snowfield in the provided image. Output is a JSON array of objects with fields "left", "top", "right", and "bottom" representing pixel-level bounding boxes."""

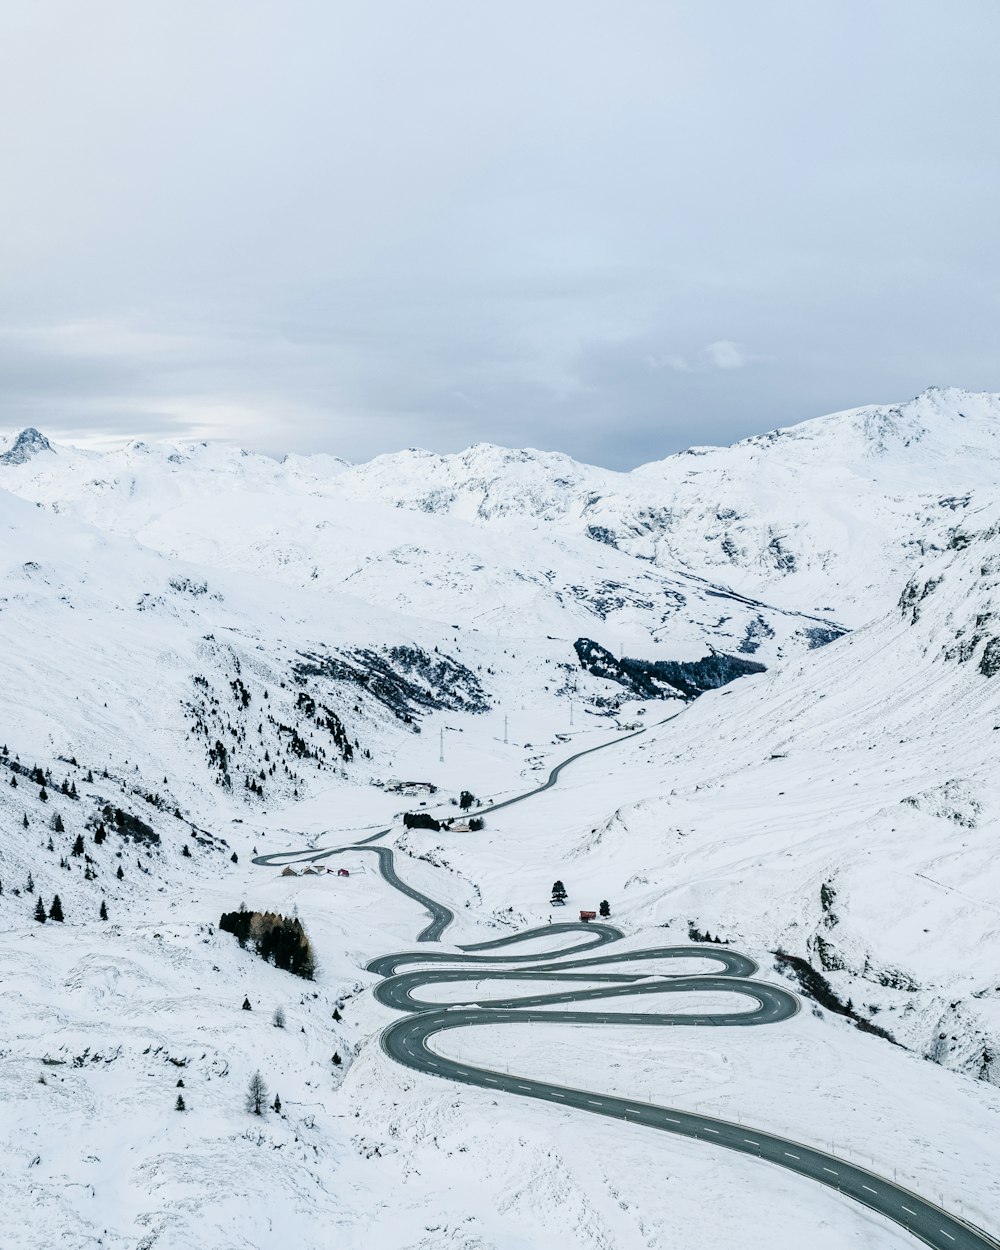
[{"left": 1, "top": 391, "right": 999, "bottom": 1249}]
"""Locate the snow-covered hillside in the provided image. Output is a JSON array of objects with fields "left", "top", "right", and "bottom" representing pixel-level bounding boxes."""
[
  {"left": 3, "top": 391, "right": 1000, "bottom": 1250},
  {"left": 0, "top": 425, "right": 845, "bottom": 672},
  {"left": 5, "top": 389, "right": 999, "bottom": 651},
  {"left": 433, "top": 505, "right": 1000, "bottom": 1089}
]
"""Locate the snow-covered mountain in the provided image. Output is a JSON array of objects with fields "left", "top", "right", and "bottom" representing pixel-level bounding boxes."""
[
  {"left": 443, "top": 502, "right": 1000, "bottom": 1084},
  {"left": 3, "top": 389, "right": 1000, "bottom": 1250},
  {"left": 4, "top": 388, "right": 998, "bottom": 658}
]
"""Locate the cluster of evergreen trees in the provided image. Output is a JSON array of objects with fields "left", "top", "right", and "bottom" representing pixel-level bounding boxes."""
[
  {"left": 403, "top": 811, "right": 441, "bottom": 831},
  {"left": 219, "top": 905, "right": 316, "bottom": 979}
]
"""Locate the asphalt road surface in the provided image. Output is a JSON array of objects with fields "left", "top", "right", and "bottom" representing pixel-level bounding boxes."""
[{"left": 254, "top": 722, "right": 998, "bottom": 1250}]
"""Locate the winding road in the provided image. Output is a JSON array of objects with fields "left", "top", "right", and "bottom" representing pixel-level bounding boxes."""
[{"left": 254, "top": 722, "right": 998, "bottom": 1250}]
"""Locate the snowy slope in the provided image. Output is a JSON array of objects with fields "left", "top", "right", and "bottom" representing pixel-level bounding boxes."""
[
  {"left": 0, "top": 428, "right": 846, "bottom": 673},
  {"left": 5, "top": 388, "right": 999, "bottom": 650},
  {"left": 3, "top": 394, "right": 1000, "bottom": 1250},
  {"left": 428, "top": 505, "right": 1000, "bottom": 1094},
  {"left": 338, "top": 387, "right": 1000, "bottom": 624}
]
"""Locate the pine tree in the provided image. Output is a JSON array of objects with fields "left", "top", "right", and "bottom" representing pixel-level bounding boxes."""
[
  {"left": 182, "top": 844, "right": 191, "bottom": 858},
  {"left": 550, "top": 880, "right": 567, "bottom": 904},
  {"left": 332, "top": 1008, "right": 341, "bottom": 1022},
  {"left": 22, "top": 813, "right": 28, "bottom": 829},
  {"left": 47, "top": 836, "right": 54, "bottom": 852},
  {"left": 71, "top": 834, "right": 85, "bottom": 856},
  {"left": 599, "top": 899, "right": 610, "bottom": 918},
  {"left": 9, "top": 774, "right": 16, "bottom": 788},
  {"left": 272, "top": 1093, "right": 281, "bottom": 1113},
  {"left": 86, "top": 769, "right": 94, "bottom": 783},
  {"left": 116, "top": 865, "right": 124, "bottom": 880},
  {"left": 231, "top": 851, "right": 238, "bottom": 863},
  {"left": 27, "top": 871, "right": 34, "bottom": 892},
  {"left": 94, "top": 823, "right": 107, "bottom": 845},
  {"left": 34, "top": 896, "right": 47, "bottom": 923},
  {"left": 99, "top": 900, "right": 108, "bottom": 921},
  {"left": 245, "top": 1070, "right": 268, "bottom": 1115},
  {"left": 39, "top": 786, "right": 48, "bottom": 802},
  {"left": 49, "top": 895, "right": 64, "bottom": 922},
  {"left": 175, "top": 1094, "right": 186, "bottom": 1111},
  {"left": 332, "top": 1052, "right": 342, "bottom": 1066},
  {"left": 53, "top": 813, "right": 64, "bottom": 833}
]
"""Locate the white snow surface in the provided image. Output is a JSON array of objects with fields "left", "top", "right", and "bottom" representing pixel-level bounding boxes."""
[{"left": 1, "top": 390, "right": 1000, "bottom": 1248}]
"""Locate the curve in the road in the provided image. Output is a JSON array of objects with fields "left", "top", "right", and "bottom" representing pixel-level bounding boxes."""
[
  {"left": 373, "top": 931, "right": 996, "bottom": 1250},
  {"left": 254, "top": 718, "right": 998, "bottom": 1250}
]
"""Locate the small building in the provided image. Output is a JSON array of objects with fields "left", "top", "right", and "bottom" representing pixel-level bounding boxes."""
[
  {"left": 280, "top": 866, "right": 298, "bottom": 877},
  {"left": 579, "top": 910, "right": 597, "bottom": 922},
  {"left": 337, "top": 867, "right": 350, "bottom": 877}
]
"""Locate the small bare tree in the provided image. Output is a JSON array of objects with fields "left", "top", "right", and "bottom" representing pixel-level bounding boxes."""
[
  {"left": 245, "top": 1070, "right": 268, "bottom": 1116},
  {"left": 272, "top": 1006, "right": 286, "bottom": 1029}
]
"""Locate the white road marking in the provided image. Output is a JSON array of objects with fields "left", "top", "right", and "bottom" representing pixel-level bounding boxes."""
[
  {"left": 784, "top": 1152, "right": 800, "bottom": 1160},
  {"left": 550, "top": 1092, "right": 564, "bottom": 1098},
  {"left": 744, "top": 1139, "right": 761, "bottom": 1147},
  {"left": 862, "top": 1185, "right": 878, "bottom": 1195},
  {"left": 901, "top": 1207, "right": 917, "bottom": 1217},
  {"left": 587, "top": 1100, "right": 602, "bottom": 1106},
  {"left": 823, "top": 1167, "right": 838, "bottom": 1176},
  {"left": 704, "top": 1127, "right": 719, "bottom": 1134},
  {"left": 939, "top": 1233, "right": 955, "bottom": 1242}
]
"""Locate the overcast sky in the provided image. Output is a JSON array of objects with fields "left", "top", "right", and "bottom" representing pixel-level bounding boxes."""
[{"left": 1, "top": 2, "right": 998, "bottom": 468}]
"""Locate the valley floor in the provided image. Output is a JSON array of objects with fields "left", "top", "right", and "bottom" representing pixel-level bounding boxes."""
[{"left": 4, "top": 709, "right": 999, "bottom": 1250}]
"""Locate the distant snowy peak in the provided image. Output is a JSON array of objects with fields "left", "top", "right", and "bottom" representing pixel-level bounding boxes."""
[
  {"left": 342, "top": 441, "right": 606, "bottom": 522},
  {"left": 635, "top": 387, "right": 1000, "bottom": 474},
  {"left": 0, "top": 427, "right": 54, "bottom": 465}
]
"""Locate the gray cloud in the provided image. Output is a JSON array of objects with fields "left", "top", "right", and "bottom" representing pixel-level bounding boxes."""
[{"left": 0, "top": 1, "right": 998, "bottom": 467}]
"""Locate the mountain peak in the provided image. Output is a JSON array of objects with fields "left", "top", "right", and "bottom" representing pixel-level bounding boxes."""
[{"left": 0, "top": 427, "right": 54, "bottom": 466}]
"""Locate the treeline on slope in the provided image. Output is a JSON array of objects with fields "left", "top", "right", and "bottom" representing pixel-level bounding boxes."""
[
  {"left": 573, "top": 638, "right": 766, "bottom": 701},
  {"left": 219, "top": 906, "right": 316, "bottom": 979},
  {"left": 403, "top": 810, "right": 484, "bottom": 832}
]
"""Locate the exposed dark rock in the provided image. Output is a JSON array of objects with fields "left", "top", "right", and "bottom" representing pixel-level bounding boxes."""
[
  {"left": 295, "top": 643, "right": 489, "bottom": 722},
  {"left": 585, "top": 525, "right": 618, "bottom": 548},
  {"left": 800, "top": 625, "right": 846, "bottom": 649},
  {"left": 773, "top": 950, "right": 897, "bottom": 1044},
  {"left": 979, "top": 637, "right": 1000, "bottom": 678},
  {"left": 737, "top": 614, "right": 776, "bottom": 655},
  {"left": 0, "top": 428, "right": 53, "bottom": 466}
]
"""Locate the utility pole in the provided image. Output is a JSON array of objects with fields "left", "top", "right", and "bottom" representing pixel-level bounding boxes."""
[
  {"left": 569, "top": 700, "right": 574, "bottom": 727},
  {"left": 439, "top": 727, "right": 444, "bottom": 763},
  {"left": 503, "top": 715, "right": 508, "bottom": 745}
]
